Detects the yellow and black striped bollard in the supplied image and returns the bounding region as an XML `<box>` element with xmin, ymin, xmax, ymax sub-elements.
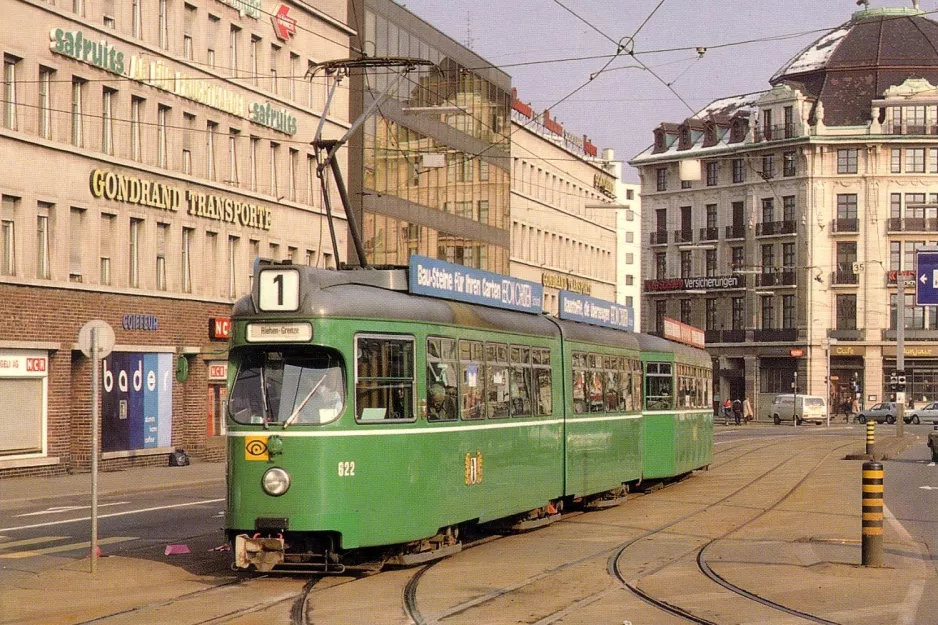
<box><xmin>861</xmin><ymin>460</ymin><xmax>884</xmax><ymax>567</ymax></box>
<box><xmin>865</xmin><ymin>421</ymin><xmax>875</xmax><ymax>456</ymax></box>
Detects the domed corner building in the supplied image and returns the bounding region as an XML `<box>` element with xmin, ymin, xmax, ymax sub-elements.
<box><xmin>629</xmin><ymin>3</ymin><xmax>938</xmax><ymax>422</ymax></box>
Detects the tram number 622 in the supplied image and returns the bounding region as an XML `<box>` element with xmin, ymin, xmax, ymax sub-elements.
<box><xmin>338</xmin><ymin>461</ymin><xmax>356</xmax><ymax>477</ymax></box>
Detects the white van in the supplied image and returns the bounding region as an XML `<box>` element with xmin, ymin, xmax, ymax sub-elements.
<box><xmin>770</xmin><ymin>394</ymin><xmax>828</xmax><ymax>425</ymax></box>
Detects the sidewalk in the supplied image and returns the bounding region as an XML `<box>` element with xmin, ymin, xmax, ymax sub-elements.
<box><xmin>0</xmin><ymin>459</ymin><xmax>225</xmax><ymax>507</ymax></box>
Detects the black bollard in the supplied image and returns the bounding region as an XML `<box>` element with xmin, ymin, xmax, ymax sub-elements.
<box><xmin>861</xmin><ymin>461</ymin><xmax>884</xmax><ymax>567</ymax></box>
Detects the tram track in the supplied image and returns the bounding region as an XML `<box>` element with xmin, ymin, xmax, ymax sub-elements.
<box><xmin>610</xmin><ymin>439</ymin><xmax>858</xmax><ymax>625</ymax></box>
<box><xmin>400</xmin><ymin>436</ymin><xmax>858</xmax><ymax>625</ymax></box>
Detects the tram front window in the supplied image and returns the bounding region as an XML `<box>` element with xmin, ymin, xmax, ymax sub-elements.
<box><xmin>229</xmin><ymin>350</ymin><xmax>345</xmax><ymax>426</ymax></box>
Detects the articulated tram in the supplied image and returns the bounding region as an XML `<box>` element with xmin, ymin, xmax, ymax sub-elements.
<box><xmin>225</xmin><ymin>258</ymin><xmax>712</xmax><ymax>572</ymax></box>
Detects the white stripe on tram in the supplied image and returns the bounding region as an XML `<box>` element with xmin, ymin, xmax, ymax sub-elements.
<box><xmin>227</xmin><ymin>411</ymin><xmax>711</xmax><ymax>438</ymax></box>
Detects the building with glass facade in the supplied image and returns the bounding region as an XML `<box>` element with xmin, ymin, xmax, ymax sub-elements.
<box><xmin>347</xmin><ymin>0</ymin><xmax>511</xmax><ymax>272</ymax></box>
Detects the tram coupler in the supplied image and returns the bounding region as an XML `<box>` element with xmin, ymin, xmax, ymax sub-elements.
<box><xmin>234</xmin><ymin>534</ymin><xmax>285</xmax><ymax>572</ymax></box>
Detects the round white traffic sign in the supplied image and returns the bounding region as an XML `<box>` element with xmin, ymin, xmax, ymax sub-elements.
<box><xmin>78</xmin><ymin>320</ymin><xmax>116</xmax><ymax>359</ymax></box>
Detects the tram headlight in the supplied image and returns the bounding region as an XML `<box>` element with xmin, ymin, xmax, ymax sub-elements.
<box><xmin>261</xmin><ymin>467</ymin><xmax>291</xmax><ymax>496</ymax></box>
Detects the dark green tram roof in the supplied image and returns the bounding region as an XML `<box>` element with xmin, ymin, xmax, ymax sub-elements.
<box><xmin>636</xmin><ymin>333</ymin><xmax>711</xmax><ymax>368</ymax></box>
<box><xmin>233</xmin><ymin>265</ymin><xmax>710</xmax><ymax>367</ymax></box>
<box><xmin>233</xmin><ymin>266</ymin><xmax>561</xmax><ymax>339</ymax></box>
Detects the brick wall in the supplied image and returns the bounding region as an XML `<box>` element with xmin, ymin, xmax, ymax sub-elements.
<box><xmin>0</xmin><ymin>283</ymin><xmax>232</xmax><ymax>477</ymax></box>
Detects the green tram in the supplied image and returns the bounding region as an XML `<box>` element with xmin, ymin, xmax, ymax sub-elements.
<box><xmin>226</xmin><ymin>262</ymin><xmax>712</xmax><ymax>572</ymax></box>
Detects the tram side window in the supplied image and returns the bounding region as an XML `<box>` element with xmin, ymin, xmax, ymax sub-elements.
<box><xmin>632</xmin><ymin>359</ymin><xmax>643</xmax><ymax>409</ymax></box>
<box><xmin>532</xmin><ymin>347</ymin><xmax>552</xmax><ymax>416</ymax></box>
<box><xmin>618</xmin><ymin>357</ymin><xmax>631</xmax><ymax>411</ymax></box>
<box><xmin>572</xmin><ymin>352</ymin><xmax>588</xmax><ymax>414</ymax></box>
<box><xmin>509</xmin><ymin>345</ymin><xmax>533</xmax><ymax>417</ymax></box>
<box><xmin>427</xmin><ymin>337</ymin><xmax>458</xmax><ymax>422</ymax></box>
<box><xmin>588</xmin><ymin>353</ymin><xmax>604</xmax><ymax>413</ymax></box>
<box><xmin>645</xmin><ymin>362</ymin><xmax>673</xmax><ymax>411</ymax></box>
<box><xmin>355</xmin><ymin>335</ymin><xmax>415</xmax><ymax>421</ymax></box>
<box><xmin>485</xmin><ymin>342</ymin><xmax>510</xmax><ymax>418</ymax></box>
<box><xmin>459</xmin><ymin>340</ymin><xmax>484</xmax><ymax>420</ymax></box>
<box><xmin>604</xmin><ymin>356</ymin><xmax>620</xmax><ymax>412</ymax></box>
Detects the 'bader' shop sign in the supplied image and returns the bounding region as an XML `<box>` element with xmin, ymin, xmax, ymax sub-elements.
<box><xmin>49</xmin><ymin>27</ymin><xmax>297</xmax><ymax>135</ymax></box>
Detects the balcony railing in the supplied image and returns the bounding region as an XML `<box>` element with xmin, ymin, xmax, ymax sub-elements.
<box><xmin>753</xmin><ymin>328</ymin><xmax>798</xmax><ymax>342</ymax></box>
<box><xmin>754</xmin><ymin>123</ymin><xmax>797</xmax><ymax>142</ymax></box>
<box><xmin>830</xmin><ymin>269</ymin><xmax>859</xmax><ymax>285</ymax></box>
<box><xmin>673</xmin><ymin>229</ymin><xmax>694</xmax><ymax>244</ymax></box>
<box><xmin>832</xmin><ymin>218</ymin><xmax>859</xmax><ymax>233</ymax></box>
<box><xmin>883</xmin><ymin>122</ymin><xmax>938</xmax><ymax>135</ymax></box>
<box><xmin>704</xmin><ymin>329</ymin><xmax>746</xmax><ymax>343</ymax></box>
<box><xmin>756</xmin><ymin>220</ymin><xmax>797</xmax><ymax>236</ymax></box>
<box><xmin>699</xmin><ymin>226</ymin><xmax>719</xmax><ymax>241</ymax></box>
<box><xmin>725</xmin><ymin>224</ymin><xmax>746</xmax><ymax>239</ymax></box>
<box><xmin>650</xmin><ymin>230</ymin><xmax>668</xmax><ymax>245</ymax></box>
<box><xmin>757</xmin><ymin>270</ymin><xmax>795</xmax><ymax>287</ymax></box>
<box><xmin>886</xmin><ymin>217</ymin><xmax>938</xmax><ymax>232</ymax></box>
<box><xmin>882</xmin><ymin>328</ymin><xmax>938</xmax><ymax>341</ymax></box>
<box><xmin>828</xmin><ymin>328</ymin><xmax>865</xmax><ymax>341</ymax></box>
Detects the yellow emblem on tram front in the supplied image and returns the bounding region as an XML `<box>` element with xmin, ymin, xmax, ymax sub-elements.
<box><xmin>245</xmin><ymin>436</ymin><xmax>269</xmax><ymax>461</ymax></box>
<box><xmin>464</xmin><ymin>451</ymin><xmax>483</xmax><ymax>485</ymax></box>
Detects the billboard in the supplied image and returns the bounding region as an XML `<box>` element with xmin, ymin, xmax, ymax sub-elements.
<box><xmin>101</xmin><ymin>353</ymin><xmax>173</xmax><ymax>452</ymax></box>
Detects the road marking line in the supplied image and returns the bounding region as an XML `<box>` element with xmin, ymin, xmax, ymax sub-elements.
<box><xmin>0</xmin><ymin>536</ymin><xmax>136</xmax><ymax>559</ymax></box>
<box><xmin>15</xmin><ymin>502</ymin><xmax>130</xmax><ymax>517</ymax></box>
<box><xmin>0</xmin><ymin>536</ymin><xmax>68</xmax><ymax>550</ymax></box>
<box><xmin>0</xmin><ymin>498</ymin><xmax>225</xmax><ymax>533</ymax></box>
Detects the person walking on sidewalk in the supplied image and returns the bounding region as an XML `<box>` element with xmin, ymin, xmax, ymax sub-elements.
<box><xmin>723</xmin><ymin>398</ymin><xmax>733</xmax><ymax>425</ymax></box>
<box><xmin>732</xmin><ymin>398</ymin><xmax>742</xmax><ymax>425</ymax></box>
<box><xmin>743</xmin><ymin>397</ymin><xmax>753</xmax><ymax>423</ymax></box>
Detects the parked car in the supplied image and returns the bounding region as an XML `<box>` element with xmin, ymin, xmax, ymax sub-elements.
<box><xmin>906</xmin><ymin>402</ymin><xmax>938</xmax><ymax>424</ymax></box>
<box><xmin>770</xmin><ymin>394</ymin><xmax>828</xmax><ymax>425</ymax></box>
<box><xmin>856</xmin><ymin>402</ymin><xmax>898</xmax><ymax>424</ymax></box>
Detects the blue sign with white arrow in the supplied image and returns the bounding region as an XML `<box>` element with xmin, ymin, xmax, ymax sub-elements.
<box><xmin>916</xmin><ymin>246</ymin><xmax>938</xmax><ymax>306</ymax></box>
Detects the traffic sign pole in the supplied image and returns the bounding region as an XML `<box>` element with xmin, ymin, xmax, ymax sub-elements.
<box><xmin>90</xmin><ymin>328</ymin><xmax>99</xmax><ymax>574</ymax></box>
<box><xmin>897</xmin><ymin>277</ymin><xmax>905</xmax><ymax>438</ymax></box>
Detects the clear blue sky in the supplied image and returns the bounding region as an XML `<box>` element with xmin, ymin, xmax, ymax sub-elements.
<box><xmin>399</xmin><ymin>0</ymin><xmax>900</xmax><ymax>182</ymax></box>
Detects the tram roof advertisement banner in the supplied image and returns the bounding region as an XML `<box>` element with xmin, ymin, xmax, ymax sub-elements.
<box><xmin>559</xmin><ymin>291</ymin><xmax>634</xmax><ymax>332</ymax></box>
<box><xmin>408</xmin><ymin>255</ymin><xmax>544</xmax><ymax>315</ymax></box>
<box><xmin>101</xmin><ymin>352</ymin><xmax>173</xmax><ymax>453</ymax></box>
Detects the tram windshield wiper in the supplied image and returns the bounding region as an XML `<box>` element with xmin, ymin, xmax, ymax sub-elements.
<box><xmin>283</xmin><ymin>374</ymin><xmax>327</xmax><ymax>429</ymax></box>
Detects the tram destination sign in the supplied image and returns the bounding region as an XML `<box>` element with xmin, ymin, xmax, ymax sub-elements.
<box><xmin>559</xmin><ymin>291</ymin><xmax>633</xmax><ymax>331</ymax></box>
<box><xmin>409</xmin><ymin>255</ymin><xmax>544</xmax><ymax>314</ymax></box>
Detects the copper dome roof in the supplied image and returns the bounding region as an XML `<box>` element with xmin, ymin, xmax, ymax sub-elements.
<box><xmin>771</xmin><ymin>7</ymin><xmax>938</xmax><ymax>126</ymax></box>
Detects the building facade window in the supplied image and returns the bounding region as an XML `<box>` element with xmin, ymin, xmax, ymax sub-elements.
<box><xmin>1</xmin><ymin>197</ymin><xmax>15</xmax><ymax>277</ymax></box>
<box><xmin>655</xmin><ymin>300</ymin><xmax>666</xmax><ymax>335</ymax></box>
<box><xmin>656</xmin><ymin>168</ymin><xmax>667</xmax><ymax>192</ymax></box>
<box><xmin>99</xmin><ymin>213</ymin><xmax>113</xmax><ymax>285</ymax></box>
<box><xmin>230</xmin><ymin>26</ymin><xmax>240</xmax><ymax>77</ymax></box>
<box><xmin>132</xmin><ymin>0</ymin><xmax>142</xmax><ymax>38</ymax></box>
<box><xmin>158</xmin><ymin>0</ymin><xmax>169</xmax><ymax>49</ymax></box>
<box><xmin>837</xmin><ymin>194</ymin><xmax>858</xmax><ymax>221</ymax></box>
<box><xmin>3</xmin><ymin>55</ymin><xmax>19</xmax><ymax>131</ymax></box>
<box><xmin>71</xmin><ymin>78</ymin><xmax>85</xmax><ymax>147</ymax></box>
<box><xmin>732</xmin><ymin>158</ymin><xmax>745</xmax><ymax>183</ymax></box>
<box><xmin>36</xmin><ymin>205</ymin><xmax>51</xmax><ymax>279</ymax></box>
<box><xmin>838</xmin><ymin>148</ymin><xmax>858</xmax><ymax>174</ymax></box>
<box><xmin>131</xmin><ymin>96</ymin><xmax>143</xmax><ymax>161</ymax></box>
<box><xmin>906</xmin><ymin>147</ymin><xmax>926</xmax><ymax>173</ymax></box>
<box><xmin>782</xmin><ymin>295</ymin><xmax>795</xmax><ymax>329</ymax></box>
<box><xmin>761</xmin><ymin>154</ymin><xmax>775</xmax><ymax>179</ymax></box>
<box><xmin>732</xmin><ymin>246</ymin><xmax>744</xmax><ymax>272</ymax></box>
<box><xmin>891</xmin><ymin>148</ymin><xmax>902</xmax><ymax>173</ymax></box>
<box><xmin>782</xmin><ymin>151</ymin><xmax>795</xmax><ymax>177</ymax></box>
<box><xmin>837</xmin><ymin>294</ymin><xmax>857</xmax><ymax>330</ymax></box>
<box><xmin>783</xmin><ymin>195</ymin><xmax>795</xmax><ymax>222</ymax></box>
<box><xmin>182</xmin><ymin>227</ymin><xmax>193</xmax><ymax>293</ymax></box>
<box><xmin>761</xmin><ymin>296</ymin><xmax>774</xmax><ymax>329</ymax></box>
<box><xmin>680</xmin><ymin>299</ymin><xmax>692</xmax><ymax>324</ymax></box>
<box><xmin>782</xmin><ymin>242</ymin><xmax>795</xmax><ymax>268</ymax></box>
<box><xmin>761</xmin><ymin>244</ymin><xmax>775</xmax><ymax>272</ymax></box>
<box><xmin>228</xmin><ymin>235</ymin><xmax>239</xmax><ymax>297</ymax></box>
<box><xmin>705</xmin><ymin>249</ymin><xmax>717</xmax><ymax>277</ymax></box>
<box><xmin>680</xmin><ymin>250</ymin><xmax>691</xmax><ymax>279</ymax></box>
<box><xmin>228</xmin><ymin>129</ymin><xmax>239</xmax><ymax>186</ymax></box>
<box><xmin>269</xmin><ymin>142</ymin><xmax>279</xmax><ymax>196</ymax></box>
<box><xmin>102</xmin><ymin>88</ymin><xmax>115</xmax><ymax>155</ymax></box>
<box><xmin>705</xmin><ymin>299</ymin><xmax>717</xmax><ymax>330</ymax></box>
<box><xmin>732</xmin><ymin>297</ymin><xmax>745</xmax><ymax>330</ymax></box>
<box><xmin>69</xmin><ymin>207</ymin><xmax>84</xmax><ymax>281</ymax></box>
<box><xmin>206</xmin><ymin>121</ymin><xmax>217</xmax><ymax>180</ymax></box>
<box><xmin>655</xmin><ymin>252</ymin><xmax>667</xmax><ymax>279</ymax></box>
<box><xmin>158</xmin><ymin>105</ymin><xmax>170</xmax><ymax>168</ymax></box>
<box><xmin>156</xmin><ymin>223</ymin><xmax>168</xmax><ymax>290</ymax></box>
<box><xmin>129</xmin><ymin>218</ymin><xmax>142</xmax><ymax>287</ymax></box>
<box><xmin>761</xmin><ymin>197</ymin><xmax>774</xmax><ymax>223</ymax></box>
<box><xmin>706</xmin><ymin>161</ymin><xmax>718</xmax><ymax>186</ymax></box>
<box><xmin>38</xmin><ymin>67</ymin><xmax>53</xmax><ymax>139</ymax></box>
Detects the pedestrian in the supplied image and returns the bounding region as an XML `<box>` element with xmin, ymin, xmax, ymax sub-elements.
<box><xmin>723</xmin><ymin>398</ymin><xmax>732</xmax><ymax>425</ymax></box>
<box><xmin>850</xmin><ymin>397</ymin><xmax>859</xmax><ymax>423</ymax></box>
<box><xmin>732</xmin><ymin>398</ymin><xmax>742</xmax><ymax>425</ymax></box>
<box><xmin>743</xmin><ymin>397</ymin><xmax>753</xmax><ymax>423</ymax></box>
